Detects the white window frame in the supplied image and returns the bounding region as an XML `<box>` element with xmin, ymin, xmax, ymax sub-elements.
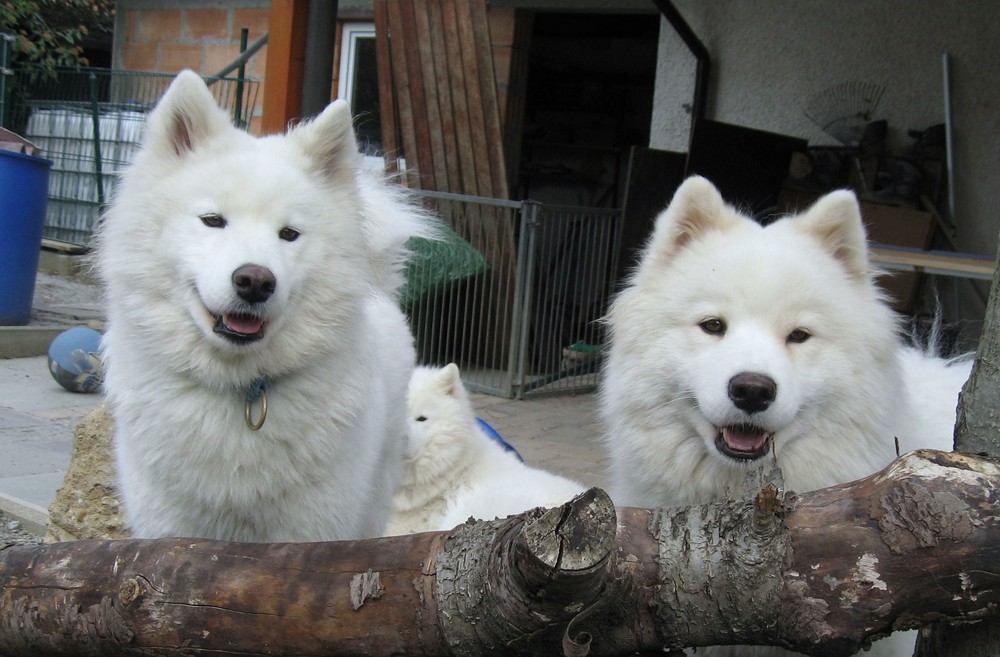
<box><xmin>338</xmin><ymin>22</ymin><xmax>376</xmax><ymax>108</ymax></box>
<box><xmin>338</xmin><ymin>22</ymin><xmax>385</xmax><ymax>169</ymax></box>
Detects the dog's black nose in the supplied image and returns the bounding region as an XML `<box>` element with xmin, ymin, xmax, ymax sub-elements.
<box><xmin>232</xmin><ymin>264</ymin><xmax>276</xmax><ymax>304</ymax></box>
<box><xmin>728</xmin><ymin>372</ymin><xmax>777</xmax><ymax>414</ymax></box>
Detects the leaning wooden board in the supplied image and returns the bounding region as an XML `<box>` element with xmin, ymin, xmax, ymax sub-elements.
<box><xmin>870</xmin><ymin>243</ymin><xmax>995</xmax><ymax>281</ymax></box>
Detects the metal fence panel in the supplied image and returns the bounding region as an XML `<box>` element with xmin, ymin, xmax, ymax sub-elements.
<box><xmin>516</xmin><ymin>203</ymin><xmax>621</xmax><ymax>397</ymax></box>
<box><xmin>409</xmin><ymin>190</ymin><xmax>621</xmax><ymax>398</ymax></box>
<box><xmin>407</xmin><ymin>190</ymin><xmax>524</xmax><ymax>397</ymax></box>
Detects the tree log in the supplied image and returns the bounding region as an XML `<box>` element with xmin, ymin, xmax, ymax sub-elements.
<box><xmin>2</xmin><ymin>450</ymin><xmax>999</xmax><ymax>657</ymax></box>
<box><xmin>915</xmin><ymin>235</ymin><xmax>1000</xmax><ymax>657</ymax></box>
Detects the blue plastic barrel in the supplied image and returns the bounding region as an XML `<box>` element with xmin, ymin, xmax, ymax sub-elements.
<box><xmin>0</xmin><ymin>149</ymin><xmax>52</xmax><ymax>325</ymax></box>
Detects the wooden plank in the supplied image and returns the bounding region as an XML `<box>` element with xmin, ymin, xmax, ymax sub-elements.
<box><xmin>412</xmin><ymin>0</ymin><xmax>450</xmax><ymax>192</ymax></box>
<box><xmin>373</xmin><ymin>0</ymin><xmax>400</xmax><ymax>174</ymax></box>
<box><xmin>385</xmin><ymin>0</ymin><xmax>421</xmax><ymax>187</ymax></box>
<box><xmin>454</xmin><ymin>0</ymin><xmax>494</xmax><ymax>198</ymax></box>
<box><xmin>499</xmin><ymin>10</ymin><xmax>532</xmax><ymax>196</ymax></box>
<box><xmin>870</xmin><ymin>245</ymin><xmax>995</xmax><ymax>280</ymax></box>
<box><xmin>440</xmin><ymin>0</ymin><xmax>479</xmax><ymax>196</ymax></box>
<box><xmin>397</xmin><ymin>0</ymin><xmax>436</xmax><ymax>190</ymax></box>
<box><xmin>425</xmin><ymin>0</ymin><xmax>462</xmax><ymax>193</ymax></box>
<box><xmin>470</xmin><ymin>0</ymin><xmax>509</xmax><ymax>200</ymax></box>
<box><xmin>261</xmin><ymin>0</ymin><xmax>309</xmax><ymax>134</ymax></box>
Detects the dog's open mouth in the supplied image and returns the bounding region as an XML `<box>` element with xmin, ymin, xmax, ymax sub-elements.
<box><xmin>213</xmin><ymin>312</ymin><xmax>266</xmax><ymax>344</ymax></box>
<box><xmin>715</xmin><ymin>424</ymin><xmax>773</xmax><ymax>461</ymax></box>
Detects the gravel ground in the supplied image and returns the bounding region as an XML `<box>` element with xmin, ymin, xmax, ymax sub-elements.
<box><xmin>33</xmin><ymin>270</ymin><xmax>102</xmax><ymax>306</ymax></box>
<box><xmin>0</xmin><ymin>511</ymin><xmax>43</xmax><ymax>546</ymax></box>
<box><xmin>29</xmin><ymin>270</ymin><xmax>105</xmax><ymax>328</ymax></box>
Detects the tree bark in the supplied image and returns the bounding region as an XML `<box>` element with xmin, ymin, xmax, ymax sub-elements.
<box><xmin>2</xmin><ymin>450</ymin><xmax>1000</xmax><ymax>657</ymax></box>
<box><xmin>914</xmin><ymin>244</ymin><xmax>1000</xmax><ymax>655</ymax></box>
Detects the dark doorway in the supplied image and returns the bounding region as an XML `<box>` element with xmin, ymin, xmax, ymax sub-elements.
<box><xmin>517</xmin><ymin>12</ymin><xmax>660</xmax><ymax>208</ymax></box>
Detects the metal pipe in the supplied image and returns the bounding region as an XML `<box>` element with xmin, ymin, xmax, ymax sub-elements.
<box><xmin>88</xmin><ymin>72</ymin><xmax>105</xmax><ymax>209</ymax></box>
<box><xmin>942</xmin><ymin>52</ymin><xmax>957</xmax><ymax>229</ymax></box>
<box><xmin>0</xmin><ymin>32</ymin><xmax>14</xmax><ymax>128</ymax></box>
<box><xmin>234</xmin><ymin>27</ymin><xmax>249</xmax><ymax>127</ymax></box>
<box><xmin>208</xmin><ymin>32</ymin><xmax>269</xmax><ymax>83</ymax></box>
<box><xmin>300</xmin><ymin>0</ymin><xmax>339</xmax><ymax>119</ymax></box>
<box><xmin>652</xmin><ymin>0</ymin><xmax>710</xmax><ymax>126</ymax></box>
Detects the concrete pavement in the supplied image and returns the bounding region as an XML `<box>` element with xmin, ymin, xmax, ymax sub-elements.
<box><xmin>0</xmin><ymin>356</ymin><xmax>102</xmax><ymax>533</ymax></box>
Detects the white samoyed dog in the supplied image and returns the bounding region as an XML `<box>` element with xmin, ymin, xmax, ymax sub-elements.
<box><xmin>387</xmin><ymin>364</ymin><xmax>586</xmax><ymax>535</ymax></box>
<box><xmin>98</xmin><ymin>70</ymin><xmax>433</xmax><ymax>542</ymax></box>
<box><xmin>601</xmin><ymin>176</ymin><xmax>971</xmax><ymax>657</ymax></box>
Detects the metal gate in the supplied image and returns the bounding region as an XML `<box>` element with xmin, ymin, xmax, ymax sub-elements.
<box><xmin>408</xmin><ymin>190</ymin><xmax>622</xmax><ymax>398</ymax></box>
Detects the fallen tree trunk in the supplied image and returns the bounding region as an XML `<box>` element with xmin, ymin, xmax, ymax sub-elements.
<box><xmin>2</xmin><ymin>449</ymin><xmax>999</xmax><ymax>657</ymax></box>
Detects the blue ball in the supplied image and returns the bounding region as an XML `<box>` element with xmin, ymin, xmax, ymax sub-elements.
<box><xmin>48</xmin><ymin>327</ymin><xmax>104</xmax><ymax>393</ymax></box>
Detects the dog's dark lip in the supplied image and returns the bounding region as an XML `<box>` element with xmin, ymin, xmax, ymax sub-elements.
<box><xmin>213</xmin><ymin>312</ymin><xmax>266</xmax><ymax>344</ymax></box>
<box><xmin>714</xmin><ymin>424</ymin><xmax>773</xmax><ymax>461</ymax></box>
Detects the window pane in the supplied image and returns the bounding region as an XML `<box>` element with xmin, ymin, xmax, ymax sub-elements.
<box><xmin>351</xmin><ymin>36</ymin><xmax>381</xmax><ymax>155</ymax></box>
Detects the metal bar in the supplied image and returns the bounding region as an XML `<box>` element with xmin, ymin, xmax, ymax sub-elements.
<box><xmin>652</xmin><ymin>0</ymin><xmax>710</xmax><ymax>132</ymax></box>
<box><xmin>87</xmin><ymin>73</ymin><xmax>105</xmax><ymax>209</ymax></box>
<box><xmin>512</xmin><ymin>201</ymin><xmax>541</xmax><ymax>399</ymax></box>
<box><xmin>413</xmin><ymin>187</ymin><xmax>522</xmax><ymax>209</ymax></box>
<box><xmin>209</xmin><ymin>32</ymin><xmax>269</xmax><ymax>83</ymax></box>
<box><xmin>234</xmin><ymin>28</ymin><xmax>249</xmax><ymax>127</ymax></box>
<box><xmin>0</xmin><ymin>32</ymin><xmax>13</xmax><ymax>128</ymax></box>
<box><xmin>942</xmin><ymin>52</ymin><xmax>957</xmax><ymax>229</ymax></box>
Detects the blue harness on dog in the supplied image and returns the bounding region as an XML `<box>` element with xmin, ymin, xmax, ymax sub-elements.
<box><xmin>475</xmin><ymin>417</ymin><xmax>523</xmax><ymax>462</ymax></box>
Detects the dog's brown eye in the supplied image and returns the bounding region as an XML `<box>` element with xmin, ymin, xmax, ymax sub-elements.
<box><xmin>415</xmin><ymin>415</ymin><xmax>427</xmax><ymax>422</ymax></box>
<box><xmin>788</xmin><ymin>328</ymin><xmax>811</xmax><ymax>344</ymax></box>
<box><xmin>699</xmin><ymin>318</ymin><xmax>726</xmax><ymax>336</ymax></box>
<box><xmin>199</xmin><ymin>213</ymin><xmax>226</xmax><ymax>228</ymax></box>
<box><xmin>279</xmin><ymin>227</ymin><xmax>300</xmax><ymax>242</ymax></box>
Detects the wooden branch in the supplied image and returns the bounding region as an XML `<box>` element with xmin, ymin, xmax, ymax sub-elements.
<box><xmin>2</xmin><ymin>450</ymin><xmax>999</xmax><ymax>656</ymax></box>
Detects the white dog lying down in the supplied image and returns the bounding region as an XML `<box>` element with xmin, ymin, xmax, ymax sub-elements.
<box><xmin>387</xmin><ymin>364</ymin><xmax>586</xmax><ymax>535</ymax></box>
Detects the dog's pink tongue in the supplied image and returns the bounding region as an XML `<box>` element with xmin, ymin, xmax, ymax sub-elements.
<box><xmin>723</xmin><ymin>427</ymin><xmax>767</xmax><ymax>452</ymax></box>
<box><xmin>224</xmin><ymin>314</ymin><xmax>264</xmax><ymax>335</ymax></box>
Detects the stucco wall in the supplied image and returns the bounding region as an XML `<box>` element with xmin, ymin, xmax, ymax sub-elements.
<box><xmin>652</xmin><ymin>0</ymin><xmax>999</xmax><ymax>335</ymax></box>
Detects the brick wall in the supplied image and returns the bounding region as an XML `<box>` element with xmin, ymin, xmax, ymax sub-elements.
<box><xmin>115</xmin><ymin>1</ymin><xmax>271</xmax><ymax>133</ymax></box>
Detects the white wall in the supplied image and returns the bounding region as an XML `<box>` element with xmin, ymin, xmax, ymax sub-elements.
<box><xmin>651</xmin><ymin>0</ymin><xmax>1000</xmax><ymax>336</ymax></box>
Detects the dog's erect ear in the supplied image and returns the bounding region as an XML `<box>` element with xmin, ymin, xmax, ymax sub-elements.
<box><xmin>438</xmin><ymin>363</ymin><xmax>463</xmax><ymax>397</ymax></box>
<box><xmin>796</xmin><ymin>190</ymin><xmax>869</xmax><ymax>281</ymax></box>
<box><xmin>144</xmin><ymin>70</ymin><xmax>233</xmax><ymax>158</ymax></box>
<box><xmin>648</xmin><ymin>176</ymin><xmax>737</xmax><ymax>259</ymax></box>
<box><xmin>291</xmin><ymin>99</ymin><xmax>359</xmax><ymax>176</ymax></box>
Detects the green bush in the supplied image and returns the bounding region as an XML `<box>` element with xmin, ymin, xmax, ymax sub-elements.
<box><xmin>1</xmin><ymin>0</ymin><xmax>114</xmax><ymax>77</ymax></box>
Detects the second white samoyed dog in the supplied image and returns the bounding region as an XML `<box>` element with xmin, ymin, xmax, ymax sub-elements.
<box><xmin>98</xmin><ymin>71</ymin><xmax>432</xmax><ymax>542</ymax></box>
<box><xmin>601</xmin><ymin>176</ymin><xmax>971</xmax><ymax>656</ymax></box>
<box><xmin>387</xmin><ymin>364</ymin><xmax>586</xmax><ymax>535</ymax></box>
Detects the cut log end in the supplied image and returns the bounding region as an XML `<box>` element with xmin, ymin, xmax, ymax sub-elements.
<box><xmin>520</xmin><ymin>488</ymin><xmax>617</xmax><ymax>573</ymax></box>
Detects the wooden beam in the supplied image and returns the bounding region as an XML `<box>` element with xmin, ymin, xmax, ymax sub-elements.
<box><xmin>261</xmin><ymin>0</ymin><xmax>310</xmax><ymax>134</ymax></box>
<box><xmin>870</xmin><ymin>244</ymin><xmax>995</xmax><ymax>281</ymax></box>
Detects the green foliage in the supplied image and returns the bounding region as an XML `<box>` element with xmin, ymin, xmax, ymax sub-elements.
<box><xmin>1</xmin><ymin>0</ymin><xmax>115</xmax><ymax>75</ymax></box>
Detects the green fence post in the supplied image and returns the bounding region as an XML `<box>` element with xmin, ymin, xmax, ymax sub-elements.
<box><xmin>235</xmin><ymin>27</ymin><xmax>249</xmax><ymax>127</ymax></box>
<box><xmin>0</xmin><ymin>33</ymin><xmax>14</xmax><ymax>128</ymax></box>
<box><xmin>87</xmin><ymin>71</ymin><xmax>105</xmax><ymax>208</ymax></box>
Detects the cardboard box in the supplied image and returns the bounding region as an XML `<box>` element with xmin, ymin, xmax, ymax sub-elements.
<box><xmin>859</xmin><ymin>201</ymin><xmax>935</xmax><ymax>312</ymax></box>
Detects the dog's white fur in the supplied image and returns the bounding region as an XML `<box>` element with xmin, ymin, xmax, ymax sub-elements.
<box><xmin>98</xmin><ymin>70</ymin><xmax>432</xmax><ymax>542</ymax></box>
<box><xmin>601</xmin><ymin>176</ymin><xmax>971</xmax><ymax>656</ymax></box>
<box><xmin>387</xmin><ymin>364</ymin><xmax>586</xmax><ymax>535</ymax></box>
